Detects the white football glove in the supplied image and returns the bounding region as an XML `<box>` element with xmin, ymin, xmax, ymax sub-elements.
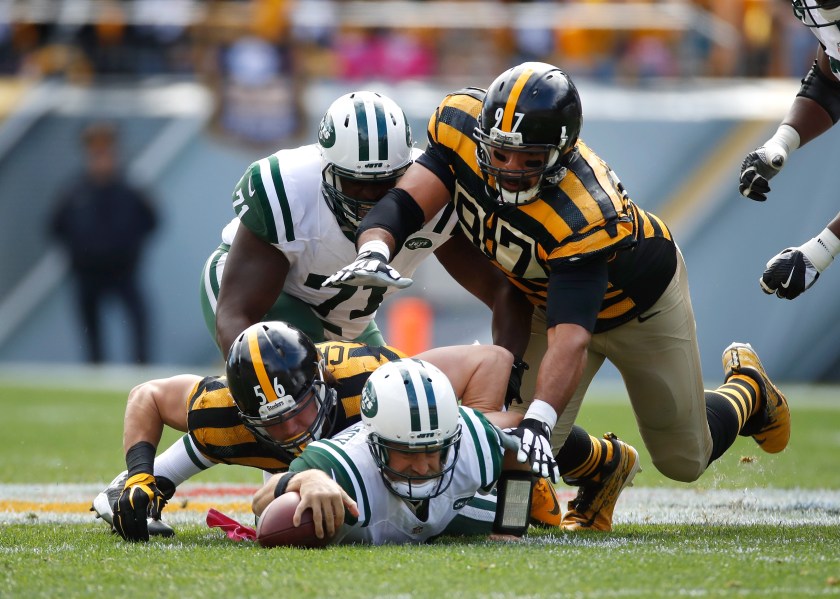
<box><xmin>760</xmin><ymin>248</ymin><xmax>819</xmax><ymax>300</ymax></box>
<box><xmin>761</xmin><ymin>228</ymin><xmax>840</xmax><ymax>300</ymax></box>
<box><xmin>322</xmin><ymin>250</ymin><xmax>413</xmax><ymax>289</ymax></box>
<box><xmin>739</xmin><ymin>145</ymin><xmax>786</xmax><ymax>202</ymax></box>
<box><xmin>739</xmin><ymin>125</ymin><xmax>799</xmax><ymax>202</ymax></box>
<box><xmin>504</xmin><ymin>418</ymin><xmax>559</xmax><ymax>483</ymax></box>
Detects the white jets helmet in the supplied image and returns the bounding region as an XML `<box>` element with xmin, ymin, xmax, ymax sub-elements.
<box><xmin>318</xmin><ymin>91</ymin><xmax>414</xmax><ymax>231</ymax></box>
<box><xmin>792</xmin><ymin>0</ymin><xmax>840</xmax><ymax>27</ymax></box>
<box><xmin>360</xmin><ymin>359</ymin><xmax>462</xmax><ymax>500</ymax></box>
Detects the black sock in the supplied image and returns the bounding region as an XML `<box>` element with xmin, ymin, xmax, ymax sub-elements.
<box><xmin>705</xmin><ymin>392</ymin><xmax>742</xmax><ymax>465</ymax></box>
<box><xmin>555</xmin><ymin>425</ymin><xmax>594</xmax><ymax>476</ymax></box>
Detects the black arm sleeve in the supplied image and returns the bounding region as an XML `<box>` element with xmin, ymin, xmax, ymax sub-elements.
<box><xmin>545</xmin><ymin>254</ymin><xmax>610</xmax><ymax>331</ymax></box>
<box><xmin>356</xmin><ymin>187</ymin><xmax>426</xmax><ymax>254</ymax></box>
<box><xmin>416</xmin><ymin>144</ymin><xmax>457</xmax><ymax>196</ymax></box>
<box><xmin>797</xmin><ymin>58</ymin><xmax>840</xmax><ymax>124</ymax></box>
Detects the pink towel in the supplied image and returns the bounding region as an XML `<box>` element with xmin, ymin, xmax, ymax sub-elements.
<box><xmin>206</xmin><ymin>508</ymin><xmax>257</xmax><ymax>542</ymax></box>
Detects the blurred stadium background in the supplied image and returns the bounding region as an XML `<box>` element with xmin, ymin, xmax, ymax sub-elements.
<box><xmin>0</xmin><ymin>0</ymin><xmax>837</xmax><ymax>384</ymax></box>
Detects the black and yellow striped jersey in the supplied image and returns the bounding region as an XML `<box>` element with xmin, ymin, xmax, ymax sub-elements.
<box><xmin>417</xmin><ymin>88</ymin><xmax>676</xmax><ymax>332</ymax></box>
<box><xmin>186</xmin><ymin>341</ymin><xmax>405</xmax><ymax>472</ymax></box>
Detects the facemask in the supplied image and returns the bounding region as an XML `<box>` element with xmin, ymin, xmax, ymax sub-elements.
<box><xmin>388</xmin><ymin>478</ymin><xmax>440</xmax><ymax>500</ymax></box>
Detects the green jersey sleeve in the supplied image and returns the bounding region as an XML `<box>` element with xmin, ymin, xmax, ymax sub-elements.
<box><xmin>231</xmin><ymin>158</ymin><xmax>291</xmax><ymax>245</ymax></box>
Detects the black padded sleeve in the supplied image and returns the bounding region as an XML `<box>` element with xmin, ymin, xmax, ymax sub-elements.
<box><xmin>545</xmin><ymin>254</ymin><xmax>610</xmax><ymax>331</ymax></box>
<box><xmin>356</xmin><ymin>188</ymin><xmax>426</xmax><ymax>254</ymax></box>
<box><xmin>797</xmin><ymin>59</ymin><xmax>840</xmax><ymax>124</ymax></box>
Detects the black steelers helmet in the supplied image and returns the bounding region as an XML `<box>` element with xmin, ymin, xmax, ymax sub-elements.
<box><xmin>475</xmin><ymin>62</ymin><xmax>582</xmax><ymax>205</ymax></box>
<box><xmin>226</xmin><ymin>321</ymin><xmax>337</xmax><ymax>456</ymax></box>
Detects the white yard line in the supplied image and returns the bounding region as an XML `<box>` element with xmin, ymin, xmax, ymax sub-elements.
<box><xmin>1</xmin><ymin>484</ymin><xmax>838</xmax><ymax>527</ymax></box>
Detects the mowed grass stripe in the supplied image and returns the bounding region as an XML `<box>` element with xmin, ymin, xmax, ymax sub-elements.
<box><xmin>0</xmin><ymin>500</ymin><xmax>253</xmax><ymax>515</ymax></box>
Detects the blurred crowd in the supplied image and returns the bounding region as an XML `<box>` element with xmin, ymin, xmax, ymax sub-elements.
<box><xmin>0</xmin><ymin>0</ymin><xmax>816</xmax><ymax>84</ymax></box>
<box><xmin>0</xmin><ymin>0</ymin><xmax>815</xmax><ymax>147</ymax></box>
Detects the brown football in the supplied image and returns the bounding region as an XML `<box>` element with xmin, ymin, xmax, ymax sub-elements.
<box><xmin>256</xmin><ymin>492</ymin><xmax>330</xmax><ymax>548</ymax></box>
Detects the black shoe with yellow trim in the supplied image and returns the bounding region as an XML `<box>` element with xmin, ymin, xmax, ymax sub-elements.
<box><xmin>560</xmin><ymin>433</ymin><xmax>639</xmax><ymax>532</ymax></box>
<box><xmin>722</xmin><ymin>342</ymin><xmax>791</xmax><ymax>454</ymax></box>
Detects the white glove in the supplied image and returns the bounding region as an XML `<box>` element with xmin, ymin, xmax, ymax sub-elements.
<box><xmin>322</xmin><ymin>241</ymin><xmax>413</xmax><ymax>289</ymax></box>
<box><xmin>760</xmin><ymin>228</ymin><xmax>840</xmax><ymax>299</ymax></box>
<box><xmin>760</xmin><ymin>248</ymin><xmax>820</xmax><ymax>299</ymax></box>
<box><xmin>739</xmin><ymin>125</ymin><xmax>799</xmax><ymax>202</ymax></box>
<box><xmin>503</xmin><ymin>400</ymin><xmax>559</xmax><ymax>483</ymax></box>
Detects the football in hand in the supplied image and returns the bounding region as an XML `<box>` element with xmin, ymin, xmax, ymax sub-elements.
<box><xmin>256</xmin><ymin>492</ymin><xmax>330</xmax><ymax>548</ymax></box>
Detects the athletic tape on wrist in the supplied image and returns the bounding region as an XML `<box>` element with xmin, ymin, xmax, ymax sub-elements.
<box><xmin>819</xmin><ymin>228</ymin><xmax>840</xmax><ymax>256</ymax></box>
<box><xmin>357</xmin><ymin>240</ymin><xmax>390</xmax><ymax>262</ymax></box>
<box><xmin>769</xmin><ymin>124</ymin><xmax>800</xmax><ymax>155</ymax></box>
<box><xmin>800</xmin><ymin>229</ymin><xmax>838</xmax><ymax>272</ymax></box>
<box><xmin>525</xmin><ymin>399</ymin><xmax>558</xmax><ymax>430</ymax></box>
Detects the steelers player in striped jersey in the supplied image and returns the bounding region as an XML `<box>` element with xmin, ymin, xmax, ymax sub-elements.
<box><xmin>95</xmin><ymin>321</ymin><xmax>524</xmax><ymax>541</ymax></box>
<box><xmin>200</xmin><ymin>90</ymin><xmax>511</xmax><ymax>358</ymax></box>
<box><xmin>255</xmin><ymin>358</ymin><xmax>519</xmax><ymax>545</ymax></box>
<box><xmin>325</xmin><ymin>62</ymin><xmax>791</xmax><ymax>532</ymax></box>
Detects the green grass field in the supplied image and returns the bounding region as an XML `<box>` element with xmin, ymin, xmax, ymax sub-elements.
<box><xmin>1</xmin><ymin>377</ymin><xmax>839</xmax><ymax>597</ymax></box>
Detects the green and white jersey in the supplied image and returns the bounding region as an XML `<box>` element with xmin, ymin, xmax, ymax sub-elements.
<box><xmin>220</xmin><ymin>143</ymin><xmax>458</xmax><ymax>340</ymax></box>
<box><xmin>794</xmin><ymin>2</ymin><xmax>840</xmax><ymax>81</ymax></box>
<box><xmin>289</xmin><ymin>406</ymin><xmax>503</xmax><ymax>545</ymax></box>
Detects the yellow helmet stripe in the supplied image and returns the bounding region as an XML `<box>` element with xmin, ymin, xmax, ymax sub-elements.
<box><xmin>247</xmin><ymin>330</ymin><xmax>278</xmax><ymax>402</ymax></box>
<box><xmin>502</xmin><ymin>67</ymin><xmax>534</xmax><ymax>132</ymax></box>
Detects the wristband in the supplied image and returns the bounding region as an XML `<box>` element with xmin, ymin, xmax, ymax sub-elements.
<box><xmin>126</xmin><ymin>441</ymin><xmax>157</xmax><ymax>477</ymax></box>
<box><xmin>357</xmin><ymin>240</ymin><xmax>391</xmax><ymax>262</ymax></box>
<box><xmin>524</xmin><ymin>399</ymin><xmax>558</xmax><ymax>430</ymax></box>
<box><xmin>800</xmin><ymin>228</ymin><xmax>840</xmax><ymax>272</ymax></box>
<box><xmin>769</xmin><ymin>124</ymin><xmax>800</xmax><ymax>155</ymax></box>
<box><xmin>273</xmin><ymin>473</ymin><xmax>297</xmax><ymax>498</ymax></box>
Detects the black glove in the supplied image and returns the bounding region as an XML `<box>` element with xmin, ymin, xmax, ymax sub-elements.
<box><xmin>504</xmin><ymin>359</ymin><xmax>529</xmax><ymax>409</ymax></box>
<box><xmin>760</xmin><ymin>247</ymin><xmax>820</xmax><ymax>300</ymax></box>
<box><xmin>321</xmin><ymin>251</ymin><xmax>412</xmax><ymax>289</ymax></box>
<box><xmin>505</xmin><ymin>418</ymin><xmax>559</xmax><ymax>483</ymax></box>
<box><xmin>113</xmin><ymin>473</ymin><xmax>167</xmax><ymax>542</ymax></box>
<box><xmin>739</xmin><ymin>146</ymin><xmax>786</xmax><ymax>202</ymax></box>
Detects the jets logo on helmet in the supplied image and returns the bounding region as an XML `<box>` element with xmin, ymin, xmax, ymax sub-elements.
<box><xmin>361</xmin><ymin>385</ymin><xmax>378</xmax><ymax>418</ymax></box>
<box><xmin>318</xmin><ymin>114</ymin><xmax>336</xmax><ymax>148</ymax></box>
<box><xmin>319</xmin><ymin>91</ymin><xmax>414</xmax><ymax>231</ymax></box>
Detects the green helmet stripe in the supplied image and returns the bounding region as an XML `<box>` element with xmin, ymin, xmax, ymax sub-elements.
<box><xmin>353</xmin><ymin>99</ymin><xmax>369</xmax><ymax>161</ymax></box>
<box><xmin>397</xmin><ymin>363</ymin><xmax>422</xmax><ymax>432</ymax></box>
<box><xmin>373</xmin><ymin>99</ymin><xmax>388</xmax><ymax>161</ymax></box>
<box><xmin>417</xmin><ymin>362</ymin><xmax>438</xmax><ymax>430</ymax></box>
<box><xmin>403</xmin><ymin>359</ymin><xmax>438</xmax><ymax>431</ymax></box>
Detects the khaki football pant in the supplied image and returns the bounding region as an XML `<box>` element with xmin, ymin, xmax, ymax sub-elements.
<box><xmin>511</xmin><ymin>248</ymin><xmax>713</xmax><ymax>483</ymax></box>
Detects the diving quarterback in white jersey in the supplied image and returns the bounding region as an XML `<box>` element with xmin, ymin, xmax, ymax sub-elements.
<box><xmin>254</xmin><ymin>358</ymin><xmax>513</xmax><ymax>545</ymax></box>
<box><xmin>739</xmin><ymin>0</ymin><xmax>840</xmax><ymax>299</ymax></box>
<box><xmin>200</xmin><ymin>91</ymin><xmax>513</xmax><ymax>355</ymax></box>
